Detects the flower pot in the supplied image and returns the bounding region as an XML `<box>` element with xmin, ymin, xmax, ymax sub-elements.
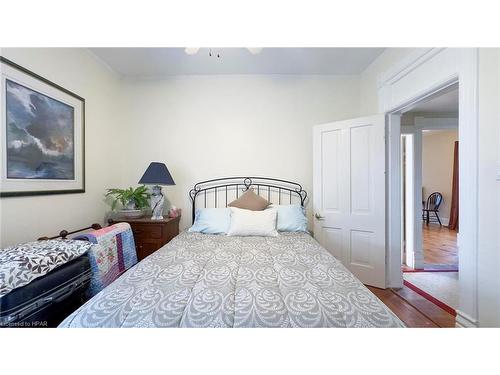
<box><xmin>117</xmin><ymin>209</ymin><xmax>144</xmax><ymax>219</ymax></box>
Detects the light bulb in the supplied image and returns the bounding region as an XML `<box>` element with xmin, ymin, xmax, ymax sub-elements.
<box><xmin>247</xmin><ymin>48</ymin><xmax>263</xmax><ymax>55</ymax></box>
<box><xmin>184</xmin><ymin>47</ymin><xmax>200</xmax><ymax>55</ymax></box>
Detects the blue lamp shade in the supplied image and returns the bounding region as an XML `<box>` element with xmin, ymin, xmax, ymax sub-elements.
<box><xmin>138</xmin><ymin>162</ymin><xmax>175</xmax><ymax>185</ymax></box>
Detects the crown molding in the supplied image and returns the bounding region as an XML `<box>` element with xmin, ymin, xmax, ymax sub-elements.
<box><xmin>376</xmin><ymin>48</ymin><xmax>445</xmax><ymax>89</ymax></box>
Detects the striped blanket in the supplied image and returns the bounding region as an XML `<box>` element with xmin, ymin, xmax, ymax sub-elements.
<box><xmin>76</xmin><ymin>223</ymin><xmax>137</xmax><ymax>296</ymax></box>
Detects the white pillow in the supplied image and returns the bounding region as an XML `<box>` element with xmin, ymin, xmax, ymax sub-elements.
<box><xmin>227</xmin><ymin>207</ymin><xmax>278</xmax><ymax>237</ymax></box>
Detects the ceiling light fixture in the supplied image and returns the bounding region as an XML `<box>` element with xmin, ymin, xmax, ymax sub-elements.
<box><xmin>208</xmin><ymin>48</ymin><xmax>221</xmax><ymax>58</ymax></box>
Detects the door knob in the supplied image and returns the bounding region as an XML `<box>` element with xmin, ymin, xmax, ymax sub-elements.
<box><xmin>315</xmin><ymin>213</ymin><xmax>324</xmax><ymax>220</ymax></box>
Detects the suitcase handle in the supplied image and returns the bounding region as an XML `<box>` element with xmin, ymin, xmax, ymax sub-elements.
<box><xmin>2</xmin><ymin>284</ymin><xmax>78</xmax><ymax>326</ymax></box>
<box><xmin>51</xmin><ymin>283</ymin><xmax>77</xmax><ymax>303</ymax></box>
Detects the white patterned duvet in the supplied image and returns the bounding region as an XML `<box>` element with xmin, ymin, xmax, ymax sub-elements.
<box><xmin>59</xmin><ymin>231</ymin><xmax>404</xmax><ymax>327</ymax></box>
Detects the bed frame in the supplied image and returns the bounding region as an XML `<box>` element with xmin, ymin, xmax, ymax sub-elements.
<box><xmin>189</xmin><ymin>176</ymin><xmax>307</xmax><ymax>222</ymax></box>
<box><xmin>38</xmin><ymin>223</ymin><xmax>102</xmax><ymax>241</ymax></box>
<box><xmin>39</xmin><ymin>177</ymin><xmax>307</xmax><ymax>237</ymax></box>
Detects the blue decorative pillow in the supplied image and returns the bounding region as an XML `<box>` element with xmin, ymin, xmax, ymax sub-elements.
<box><xmin>188</xmin><ymin>208</ymin><xmax>231</xmax><ymax>234</ymax></box>
<box><xmin>273</xmin><ymin>204</ymin><xmax>308</xmax><ymax>232</ymax></box>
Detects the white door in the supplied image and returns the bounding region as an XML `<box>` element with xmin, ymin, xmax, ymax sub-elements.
<box><xmin>313</xmin><ymin>115</ymin><xmax>386</xmax><ymax>288</ymax></box>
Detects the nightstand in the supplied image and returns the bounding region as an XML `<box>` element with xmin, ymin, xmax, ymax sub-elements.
<box><xmin>108</xmin><ymin>216</ymin><xmax>180</xmax><ymax>261</ymax></box>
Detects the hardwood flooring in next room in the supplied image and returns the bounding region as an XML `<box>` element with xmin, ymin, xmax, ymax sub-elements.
<box><xmin>368</xmin><ymin>286</ymin><xmax>456</xmax><ymax>328</ymax></box>
<box><xmin>422</xmin><ymin>224</ymin><xmax>458</xmax><ymax>267</ymax></box>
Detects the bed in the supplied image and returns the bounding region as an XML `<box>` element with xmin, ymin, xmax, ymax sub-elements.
<box><xmin>59</xmin><ymin>177</ymin><xmax>404</xmax><ymax>328</ymax></box>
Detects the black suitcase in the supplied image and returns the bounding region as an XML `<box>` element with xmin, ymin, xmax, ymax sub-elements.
<box><xmin>0</xmin><ymin>254</ymin><xmax>92</xmax><ymax>328</ymax></box>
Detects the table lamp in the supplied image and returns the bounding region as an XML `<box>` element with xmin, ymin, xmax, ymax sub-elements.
<box><xmin>138</xmin><ymin>162</ymin><xmax>175</xmax><ymax>220</ymax></box>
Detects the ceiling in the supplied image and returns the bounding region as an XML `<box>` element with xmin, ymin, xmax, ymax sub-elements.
<box><xmin>406</xmin><ymin>85</ymin><xmax>459</xmax><ymax>114</ymax></box>
<box><xmin>89</xmin><ymin>48</ymin><xmax>385</xmax><ymax>77</ymax></box>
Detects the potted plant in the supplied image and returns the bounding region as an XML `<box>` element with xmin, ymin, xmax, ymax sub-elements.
<box><xmin>106</xmin><ymin>186</ymin><xmax>151</xmax><ymax>218</ymax></box>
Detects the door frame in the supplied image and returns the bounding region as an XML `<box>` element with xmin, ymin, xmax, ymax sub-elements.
<box><xmin>400</xmin><ymin>132</ymin><xmax>423</xmax><ymax>269</ymax></box>
<box><xmin>401</xmin><ymin>116</ymin><xmax>459</xmax><ymax>269</ymax></box>
<box><xmin>380</xmin><ymin>48</ymin><xmax>479</xmax><ymax>327</ymax></box>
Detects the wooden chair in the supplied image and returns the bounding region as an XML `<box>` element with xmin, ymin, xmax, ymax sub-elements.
<box><xmin>422</xmin><ymin>192</ymin><xmax>443</xmax><ymax>225</ymax></box>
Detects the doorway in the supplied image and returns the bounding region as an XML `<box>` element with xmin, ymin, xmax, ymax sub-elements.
<box><xmin>398</xmin><ymin>84</ymin><xmax>459</xmax><ymax>317</ymax></box>
<box><xmin>381</xmin><ymin>48</ymin><xmax>478</xmax><ymax>327</ymax></box>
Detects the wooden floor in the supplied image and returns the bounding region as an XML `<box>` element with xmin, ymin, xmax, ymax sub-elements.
<box><xmin>369</xmin><ymin>225</ymin><xmax>458</xmax><ymax>327</ymax></box>
<box><xmin>422</xmin><ymin>223</ymin><xmax>458</xmax><ymax>266</ymax></box>
<box><xmin>368</xmin><ymin>285</ymin><xmax>456</xmax><ymax>328</ymax></box>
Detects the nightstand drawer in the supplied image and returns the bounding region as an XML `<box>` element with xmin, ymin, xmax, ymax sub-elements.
<box><xmin>136</xmin><ymin>239</ymin><xmax>162</xmax><ymax>260</ymax></box>
<box><xmin>108</xmin><ymin>216</ymin><xmax>180</xmax><ymax>262</ymax></box>
<box><xmin>132</xmin><ymin>224</ymin><xmax>162</xmax><ymax>239</ymax></box>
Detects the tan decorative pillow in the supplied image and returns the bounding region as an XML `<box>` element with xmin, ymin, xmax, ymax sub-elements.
<box><xmin>228</xmin><ymin>189</ymin><xmax>271</xmax><ymax>211</ymax></box>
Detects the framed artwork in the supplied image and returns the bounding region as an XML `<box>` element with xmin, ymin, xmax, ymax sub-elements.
<box><xmin>0</xmin><ymin>57</ymin><xmax>85</xmax><ymax>197</ymax></box>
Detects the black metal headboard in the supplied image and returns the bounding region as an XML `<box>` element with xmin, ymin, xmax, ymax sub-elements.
<box><xmin>189</xmin><ymin>177</ymin><xmax>307</xmax><ymax>222</ymax></box>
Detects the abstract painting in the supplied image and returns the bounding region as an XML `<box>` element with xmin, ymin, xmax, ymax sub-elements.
<box><xmin>1</xmin><ymin>57</ymin><xmax>85</xmax><ymax>196</ymax></box>
<box><xmin>6</xmin><ymin>79</ymin><xmax>75</xmax><ymax>180</ymax></box>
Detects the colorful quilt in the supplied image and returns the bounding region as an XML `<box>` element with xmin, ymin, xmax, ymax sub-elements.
<box><xmin>76</xmin><ymin>223</ymin><xmax>137</xmax><ymax>296</ymax></box>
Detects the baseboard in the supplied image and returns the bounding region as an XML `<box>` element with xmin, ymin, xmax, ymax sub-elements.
<box><xmin>455</xmin><ymin>310</ymin><xmax>479</xmax><ymax>328</ymax></box>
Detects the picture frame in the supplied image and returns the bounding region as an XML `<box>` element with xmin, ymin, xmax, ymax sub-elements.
<box><xmin>0</xmin><ymin>57</ymin><xmax>85</xmax><ymax>197</ymax></box>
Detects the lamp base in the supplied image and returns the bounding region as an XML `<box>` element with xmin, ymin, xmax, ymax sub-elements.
<box><xmin>150</xmin><ymin>185</ymin><xmax>165</xmax><ymax>220</ymax></box>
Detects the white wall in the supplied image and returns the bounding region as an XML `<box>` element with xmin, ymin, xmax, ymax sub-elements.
<box><xmin>477</xmin><ymin>48</ymin><xmax>500</xmax><ymax>327</ymax></box>
<box><xmin>0</xmin><ymin>54</ymin><xmax>362</xmax><ymax>242</ymax></box>
<box><xmin>422</xmin><ymin>129</ymin><xmax>458</xmax><ymax>223</ymax></box>
<box><xmin>359</xmin><ymin>48</ymin><xmax>416</xmax><ymax>116</ymax></box>
<box><xmin>119</xmin><ymin>75</ymin><xmax>361</xmax><ymax>231</ymax></box>
<box><xmin>0</xmin><ymin>48</ymin><xmax>125</xmax><ymax>247</ymax></box>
